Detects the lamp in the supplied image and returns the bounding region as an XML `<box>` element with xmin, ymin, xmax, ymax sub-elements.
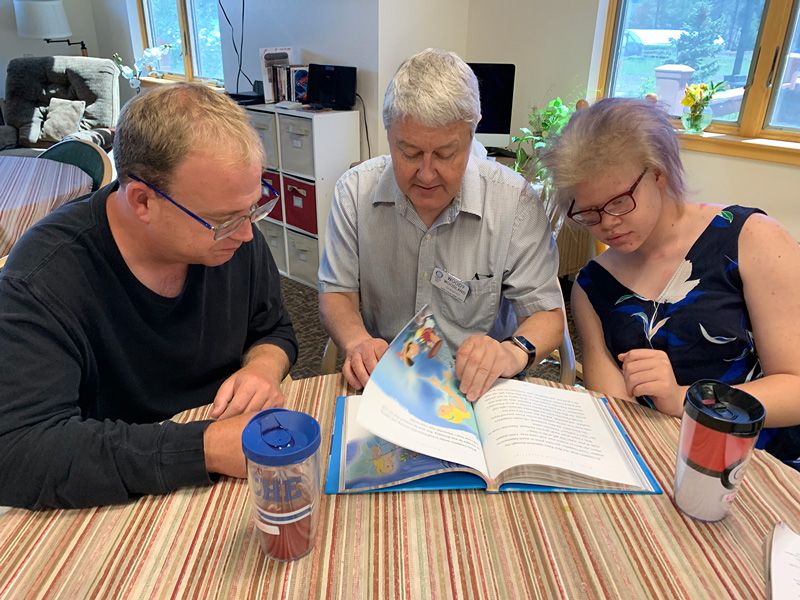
<box><xmin>13</xmin><ymin>0</ymin><xmax>88</xmax><ymax>56</ymax></box>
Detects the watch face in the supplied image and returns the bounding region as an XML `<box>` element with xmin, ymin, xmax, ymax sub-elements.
<box><xmin>513</xmin><ymin>336</ymin><xmax>536</xmax><ymax>354</ymax></box>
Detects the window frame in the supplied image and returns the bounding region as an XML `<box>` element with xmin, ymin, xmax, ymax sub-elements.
<box><xmin>135</xmin><ymin>0</ymin><xmax>223</xmax><ymax>86</ymax></box>
<box><xmin>597</xmin><ymin>0</ymin><xmax>800</xmax><ymax>166</ymax></box>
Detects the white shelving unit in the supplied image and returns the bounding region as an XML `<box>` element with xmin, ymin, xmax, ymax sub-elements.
<box><xmin>246</xmin><ymin>104</ymin><xmax>360</xmax><ymax>287</ymax></box>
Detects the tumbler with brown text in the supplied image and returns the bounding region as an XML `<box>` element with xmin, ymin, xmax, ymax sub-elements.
<box><xmin>673</xmin><ymin>380</ymin><xmax>765</xmax><ymax>521</ymax></box>
<box><xmin>242</xmin><ymin>408</ymin><xmax>321</xmax><ymax>560</ymax></box>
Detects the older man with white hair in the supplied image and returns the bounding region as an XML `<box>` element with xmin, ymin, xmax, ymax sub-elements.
<box><xmin>318</xmin><ymin>48</ymin><xmax>563</xmax><ymax>401</ymax></box>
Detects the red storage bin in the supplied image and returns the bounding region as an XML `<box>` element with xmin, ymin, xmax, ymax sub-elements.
<box><xmin>261</xmin><ymin>170</ymin><xmax>283</xmax><ymax>222</ymax></box>
<box><xmin>282</xmin><ymin>175</ymin><xmax>317</xmax><ymax>234</ymax></box>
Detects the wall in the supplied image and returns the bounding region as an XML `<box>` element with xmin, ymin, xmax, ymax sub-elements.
<box><xmin>682</xmin><ymin>152</ymin><xmax>800</xmax><ymax>239</ymax></box>
<box><xmin>375</xmin><ymin>0</ymin><xmax>469</xmax><ymax>156</ymax></box>
<box><xmin>217</xmin><ymin>0</ymin><xmax>379</xmax><ymax>162</ymax></box>
<box><xmin>89</xmin><ymin>0</ymin><xmax>139</xmax><ymax>105</ymax></box>
<box><xmin>465</xmin><ymin>0</ymin><xmax>600</xmax><ymax>143</ymax></box>
<box><xmin>0</xmin><ymin>0</ymin><xmax>100</xmax><ymax>93</ymax></box>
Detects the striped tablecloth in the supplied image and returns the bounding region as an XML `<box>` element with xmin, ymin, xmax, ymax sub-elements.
<box><xmin>0</xmin><ymin>156</ymin><xmax>93</xmax><ymax>256</ymax></box>
<box><xmin>1</xmin><ymin>374</ymin><xmax>798</xmax><ymax>599</ymax></box>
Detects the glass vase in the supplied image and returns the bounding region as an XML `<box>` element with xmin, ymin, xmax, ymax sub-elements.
<box><xmin>681</xmin><ymin>106</ymin><xmax>713</xmax><ymax>134</ymax></box>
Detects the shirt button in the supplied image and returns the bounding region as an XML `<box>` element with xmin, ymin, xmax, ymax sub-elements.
<box><xmin>425</xmin><ymin>234</ymin><xmax>431</xmax><ymax>240</ymax></box>
<box><xmin>423</xmin><ymin>272</ymin><xmax>429</xmax><ymax>279</ymax></box>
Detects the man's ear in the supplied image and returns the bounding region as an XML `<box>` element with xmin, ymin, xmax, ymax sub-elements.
<box><xmin>122</xmin><ymin>180</ymin><xmax>154</xmax><ymax>223</ymax></box>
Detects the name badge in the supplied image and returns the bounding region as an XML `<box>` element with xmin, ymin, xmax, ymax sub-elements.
<box><xmin>431</xmin><ymin>267</ymin><xmax>469</xmax><ymax>302</ymax></box>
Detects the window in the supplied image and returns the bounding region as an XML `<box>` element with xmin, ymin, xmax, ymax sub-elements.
<box><xmin>138</xmin><ymin>0</ymin><xmax>223</xmax><ymax>83</ymax></box>
<box><xmin>600</xmin><ymin>0</ymin><xmax>800</xmax><ymax>149</ymax></box>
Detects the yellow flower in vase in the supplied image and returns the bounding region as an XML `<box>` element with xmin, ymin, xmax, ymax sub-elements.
<box><xmin>680</xmin><ymin>81</ymin><xmax>725</xmax><ymax>134</ymax></box>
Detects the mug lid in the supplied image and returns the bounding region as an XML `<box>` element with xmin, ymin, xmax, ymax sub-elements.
<box><xmin>684</xmin><ymin>380</ymin><xmax>765</xmax><ymax>436</ymax></box>
<box><xmin>241</xmin><ymin>408</ymin><xmax>321</xmax><ymax>466</ymax></box>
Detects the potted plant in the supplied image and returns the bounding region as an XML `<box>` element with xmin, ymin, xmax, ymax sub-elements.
<box><xmin>680</xmin><ymin>81</ymin><xmax>725</xmax><ymax>134</ymax></box>
<box><xmin>511</xmin><ymin>98</ymin><xmax>593</xmax><ymax>276</ymax></box>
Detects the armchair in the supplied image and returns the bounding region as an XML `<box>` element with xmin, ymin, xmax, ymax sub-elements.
<box><xmin>0</xmin><ymin>56</ymin><xmax>119</xmax><ymax>156</ymax></box>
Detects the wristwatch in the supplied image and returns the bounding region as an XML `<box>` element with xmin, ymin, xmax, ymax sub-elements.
<box><xmin>503</xmin><ymin>335</ymin><xmax>538</xmax><ymax>370</ymax></box>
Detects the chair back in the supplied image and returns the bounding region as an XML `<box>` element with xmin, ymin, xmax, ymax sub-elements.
<box><xmin>40</xmin><ymin>139</ymin><xmax>112</xmax><ymax>191</ymax></box>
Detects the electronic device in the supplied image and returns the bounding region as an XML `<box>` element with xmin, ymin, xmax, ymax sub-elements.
<box><xmin>226</xmin><ymin>91</ymin><xmax>263</xmax><ymax>106</ymax></box>
<box><xmin>504</xmin><ymin>335</ymin><xmax>537</xmax><ymax>369</ymax></box>
<box><xmin>467</xmin><ymin>63</ymin><xmax>516</xmax><ymax>151</ymax></box>
<box><xmin>227</xmin><ymin>81</ymin><xmax>265</xmax><ymax>106</ymax></box>
<box><xmin>306</xmin><ymin>64</ymin><xmax>357</xmax><ymax>110</ymax></box>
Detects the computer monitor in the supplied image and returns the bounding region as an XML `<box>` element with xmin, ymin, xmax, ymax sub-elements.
<box><xmin>468</xmin><ymin>63</ymin><xmax>516</xmax><ymax>151</ymax></box>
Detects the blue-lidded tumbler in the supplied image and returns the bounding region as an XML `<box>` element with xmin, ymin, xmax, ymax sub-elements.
<box><xmin>242</xmin><ymin>408</ymin><xmax>321</xmax><ymax>561</ymax></box>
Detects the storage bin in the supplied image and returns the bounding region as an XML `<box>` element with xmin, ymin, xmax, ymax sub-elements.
<box><xmin>282</xmin><ymin>175</ymin><xmax>317</xmax><ymax>234</ymax></box>
<box><xmin>250</xmin><ymin>111</ymin><xmax>280</xmax><ymax>171</ymax></box>
<box><xmin>257</xmin><ymin>220</ymin><xmax>287</xmax><ymax>274</ymax></box>
<box><xmin>279</xmin><ymin>115</ymin><xmax>315</xmax><ymax>178</ymax></box>
<box><xmin>287</xmin><ymin>229</ymin><xmax>319</xmax><ymax>286</ymax></box>
<box><xmin>261</xmin><ymin>170</ymin><xmax>283</xmax><ymax>222</ymax></box>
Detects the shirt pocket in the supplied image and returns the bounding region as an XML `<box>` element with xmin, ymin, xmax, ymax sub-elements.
<box><xmin>438</xmin><ymin>276</ymin><xmax>500</xmax><ymax>334</ymax></box>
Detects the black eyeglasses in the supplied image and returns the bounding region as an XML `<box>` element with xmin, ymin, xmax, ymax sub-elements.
<box><xmin>567</xmin><ymin>168</ymin><xmax>648</xmax><ymax>226</ymax></box>
<box><xmin>128</xmin><ymin>173</ymin><xmax>280</xmax><ymax>241</ymax></box>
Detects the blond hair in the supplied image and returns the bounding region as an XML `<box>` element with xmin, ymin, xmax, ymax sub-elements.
<box><xmin>541</xmin><ymin>98</ymin><xmax>685</xmax><ymax>211</ymax></box>
<box><xmin>114</xmin><ymin>83</ymin><xmax>264</xmax><ymax>190</ymax></box>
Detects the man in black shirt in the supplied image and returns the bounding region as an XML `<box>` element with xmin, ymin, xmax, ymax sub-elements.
<box><xmin>0</xmin><ymin>83</ymin><xmax>298</xmax><ymax>509</ymax></box>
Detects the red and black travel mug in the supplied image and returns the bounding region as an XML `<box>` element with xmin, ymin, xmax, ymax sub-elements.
<box><xmin>673</xmin><ymin>380</ymin><xmax>765</xmax><ymax>521</ymax></box>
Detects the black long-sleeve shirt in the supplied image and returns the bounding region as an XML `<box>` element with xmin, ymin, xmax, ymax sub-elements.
<box><xmin>0</xmin><ymin>183</ymin><xmax>298</xmax><ymax>509</ymax></box>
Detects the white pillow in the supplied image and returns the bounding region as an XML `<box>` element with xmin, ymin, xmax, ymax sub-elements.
<box><xmin>40</xmin><ymin>98</ymin><xmax>86</xmax><ymax>142</ymax></box>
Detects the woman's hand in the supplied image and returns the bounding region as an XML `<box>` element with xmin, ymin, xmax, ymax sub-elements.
<box><xmin>618</xmin><ymin>349</ymin><xmax>687</xmax><ymax>417</ymax></box>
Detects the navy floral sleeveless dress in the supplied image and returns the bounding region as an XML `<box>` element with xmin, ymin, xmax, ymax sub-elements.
<box><xmin>577</xmin><ymin>205</ymin><xmax>800</xmax><ymax>470</ymax></box>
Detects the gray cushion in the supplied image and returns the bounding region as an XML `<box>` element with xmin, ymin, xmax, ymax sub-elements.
<box><xmin>0</xmin><ymin>125</ymin><xmax>16</xmax><ymax>150</ymax></box>
<box><xmin>41</xmin><ymin>98</ymin><xmax>86</xmax><ymax>142</ymax></box>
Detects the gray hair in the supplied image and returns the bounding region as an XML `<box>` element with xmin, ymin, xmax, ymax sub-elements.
<box><xmin>541</xmin><ymin>98</ymin><xmax>685</xmax><ymax>211</ymax></box>
<box><xmin>114</xmin><ymin>83</ymin><xmax>264</xmax><ymax>191</ymax></box>
<box><xmin>382</xmin><ymin>48</ymin><xmax>481</xmax><ymax>133</ymax></box>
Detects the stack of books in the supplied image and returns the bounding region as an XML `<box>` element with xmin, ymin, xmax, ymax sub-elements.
<box><xmin>259</xmin><ymin>47</ymin><xmax>308</xmax><ymax>104</ymax></box>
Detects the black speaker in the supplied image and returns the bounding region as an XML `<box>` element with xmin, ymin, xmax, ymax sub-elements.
<box><xmin>306</xmin><ymin>64</ymin><xmax>357</xmax><ymax>110</ymax></box>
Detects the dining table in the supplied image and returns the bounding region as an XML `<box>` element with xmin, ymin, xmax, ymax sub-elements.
<box><xmin>0</xmin><ymin>155</ymin><xmax>93</xmax><ymax>257</ymax></box>
<box><xmin>0</xmin><ymin>374</ymin><xmax>798</xmax><ymax>599</ymax></box>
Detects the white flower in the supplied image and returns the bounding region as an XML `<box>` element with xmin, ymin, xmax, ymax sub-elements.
<box><xmin>656</xmin><ymin>259</ymin><xmax>700</xmax><ymax>304</ymax></box>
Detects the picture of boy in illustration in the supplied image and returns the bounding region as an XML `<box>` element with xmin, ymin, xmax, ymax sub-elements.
<box><xmin>398</xmin><ymin>323</ymin><xmax>443</xmax><ymax>366</ymax></box>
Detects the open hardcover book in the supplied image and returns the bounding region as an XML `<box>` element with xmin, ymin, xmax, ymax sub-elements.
<box><xmin>325</xmin><ymin>308</ymin><xmax>661</xmax><ymax>495</ymax></box>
